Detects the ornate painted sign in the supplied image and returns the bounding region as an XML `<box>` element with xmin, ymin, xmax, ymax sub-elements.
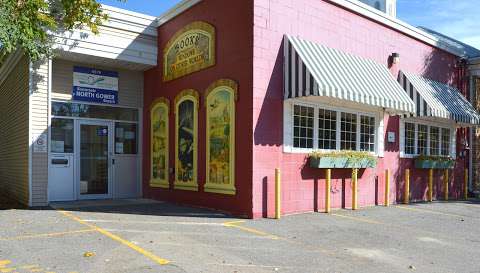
<box><xmin>163</xmin><ymin>21</ymin><xmax>215</xmax><ymax>82</ymax></box>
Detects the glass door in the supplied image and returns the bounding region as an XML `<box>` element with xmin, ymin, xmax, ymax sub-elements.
<box><xmin>77</xmin><ymin>120</ymin><xmax>113</xmax><ymax>199</ymax></box>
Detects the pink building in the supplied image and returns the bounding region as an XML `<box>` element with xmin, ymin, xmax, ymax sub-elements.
<box><xmin>143</xmin><ymin>0</ymin><xmax>480</xmax><ymax>218</ymax></box>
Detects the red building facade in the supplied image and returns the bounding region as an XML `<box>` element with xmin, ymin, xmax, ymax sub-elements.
<box><xmin>144</xmin><ymin>0</ymin><xmax>476</xmax><ymax>218</ymax></box>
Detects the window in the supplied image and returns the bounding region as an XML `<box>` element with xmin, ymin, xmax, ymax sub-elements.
<box><xmin>175</xmin><ymin>89</ymin><xmax>199</xmax><ymax>191</ymax></box>
<box><xmin>417</xmin><ymin>124</ymin><xmax>428</xmax><ymax>155</ymax></box>
<box><xmin>360</xmin><ymin>115</ymin><xmax>375</xmax><ymax>152</ymax></box>
<box><xmin>51</xmin><ymin>118</ymin><xmax>74</xmax><ymax>153</ymax></box>
<box><xmin>205</xmin><ymin>80</ymin><xmax>237</xmax><ymax>195</ymax></box>
<box><xmin>318</xmin><ymin>109</ymin><xmax>337</xmax><ymax>150</ymax></box>
<box><xmin>404</xmin><ymin>122</ymin><xmax>415</xmax><ymax>155</ymax></box>
<box><xmin>293</xmin><ymin>105</ymin><xmax>314</xmax><ymax>149</ymax></box>
<box><xmin>150</xmin><ymin>99</ymin><xmax>169</xmax><ymax>188</ymax></box>
<box><xmin>290</xmin><ymin>104</ymin><xmax>377</xmax><ymax>153</ymax></box>
<box><xmin>115</xmin><ymin>123</ymin><xmax>137</xmax><ymax>154</ymax></box>
<box><xmin>52</xmin><ymin>101</ymin><xmax>138</xmax><ymax>121</ymax></box>
<box><xmin>341</xmin><ymin>112</ymin><xmax>357</xmax><ymax>150</ymax></box>
<box><xmin>402</xmin><ymin>121</ymin><xmax>454</xmax><ymax>157</ymax></box>
<box><xmin>429</xmin><ymin>126</ymin><xmax>440</xmax><ymax>156</ymax></box>
<box><xmin>441</xmin><ymin>128</ymin><xmax>451</xmax><ymax>156</ymax></box>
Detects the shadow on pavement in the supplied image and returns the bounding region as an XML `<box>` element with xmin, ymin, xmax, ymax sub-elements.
<box><xmin>48</xmin><ymin>198</ymin><xmax>235</xmax><ymax>219</ymax></box>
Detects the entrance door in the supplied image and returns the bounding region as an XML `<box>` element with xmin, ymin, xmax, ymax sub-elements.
<box><xmin>77</xmin><ymin>120</ymin><xmax>113</xmax><ymax>199</ymax></box>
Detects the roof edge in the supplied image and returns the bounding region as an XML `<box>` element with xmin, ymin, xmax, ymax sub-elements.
<box><xmin>157</xmin><ymin>0</ymin><xmax>202</xmax><ymax>27</ymax></box>
<box><xmin>328</xmin><ymin>0</ymin><xmax>465</xmax><ymax>57</ymax></box>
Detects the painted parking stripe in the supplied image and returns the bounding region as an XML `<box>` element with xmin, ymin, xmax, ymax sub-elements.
<box><xmin>58</xmin><ymin>210</ymin><xmax>170</xmax><ymax>266</ymax></box>
<box><xmin>394</xmin><ymin>205</ymin><xmax>469</xmax><ymax>218</ymax></box>
<box><xmin>331</xmin><ymin>213</ymin><xmax>384</xmax><ymax>225</ymax></box>
<box><xmin>223</xmin><ymin>220</ymin><xmax>279</xmax><ymax>239</ymax></box>
<box><xmin>0</xmin><ymin>229</ymin><xmax>95</xmax><ymax>241</ymax></box>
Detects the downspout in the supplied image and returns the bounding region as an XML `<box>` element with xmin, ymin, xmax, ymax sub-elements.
<box><xmin>469</xmin><ymin>75</ymin><xmax>474</xmax><ymax>194</ymax></box>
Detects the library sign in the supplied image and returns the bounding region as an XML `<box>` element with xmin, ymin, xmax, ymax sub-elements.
<box><xmin>163</xmin><ymin>21</ymin><xmax>216</xmax><ymax>82</ymax></box>
<box><xmin>73</xmin><ymin>66</ymin><xmax>119</xmax><ymax>104</ymax></box>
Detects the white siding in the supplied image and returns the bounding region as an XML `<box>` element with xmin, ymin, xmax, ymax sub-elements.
<box><xmin>0</xmin><ymin>55</ymin><xmax>30</xmax><ymax>205</ymax></box>
<box><xmin>52</xmin><ymin>59</ymin><xmax>144</xmax><ymax>108</ymax></box>
<box><xmin>30</xmin><ymin>59</ymin><xmax>50</xmax><ymax>206</ymax></box>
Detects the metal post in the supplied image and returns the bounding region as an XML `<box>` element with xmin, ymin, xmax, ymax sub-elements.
<box><xmin>444</xmin><ymin>169</ymin><xmax>449</xmax><ymax>201</ymax></box>
<box><xmin>404</xmin><ymin>169</ymin><xmax>410</xmax><ymax>204</ymax></box>
<box><xmin>352</xmin><ymin>169</ymin><xmax>358</xmax><ymax>210</ymax></box>
<box><xmin>464</xmin><ymin>169</ymin><xmax>469</xmax><ymax>200</ymax></box>
<box><xmin>428</xmin><ymin>169</ymin><xmax>433</xmax><ymax>202</ymax></box>
<box><xmin>325</xmin><ymin>169</ymin><xmax>331</xmax><ymax>213</ymax></box>
<box><xmin>384</xmin><ymin>169</ymin><xmax>390</xmax><ymax>206</ymax></box>
<box><xmin>275</xmin><ymin>168</ymin><xmax>281</xmax><ymax>219</ymax></box>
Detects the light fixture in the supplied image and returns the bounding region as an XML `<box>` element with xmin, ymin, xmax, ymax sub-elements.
<box><xmin>391</xmin><ymin>52</ymin><xmax>400</xmax><ymax>64</ymax></box>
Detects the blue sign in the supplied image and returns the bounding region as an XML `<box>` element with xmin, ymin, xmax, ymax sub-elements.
<box><xmin>73</xmin><ymin>66</ymin><xmax>119</xmax><ymax>104</ymax></box>
<box><xmin>97</xmin><ymin>128</ymin><xmax>108</xmax><ymax>136</ymax></box>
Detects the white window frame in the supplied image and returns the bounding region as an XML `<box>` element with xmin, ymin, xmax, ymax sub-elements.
<box><xmin>284</xmin><ymin>99</ymin><xmax>383</xmax><ymax>156</ymax></box>
<box><xmin>399</xmin><ymin>118</ymin><xmax>457</xmax><ymax>159</ymax></box>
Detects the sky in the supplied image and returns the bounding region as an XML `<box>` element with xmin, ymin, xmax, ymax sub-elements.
<box><xmin>98</xmin><ymin>0</ymin><xmax>480</xmax><ymax>49</ymax></box>
<box><xmin>397</xmin><ymin>0</ymin><xmax>480</xmax><ymax>49</ymax></box>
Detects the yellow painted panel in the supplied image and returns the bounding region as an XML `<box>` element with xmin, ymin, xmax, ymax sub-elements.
<box><xmin>204</xmin><ymin>79</ymin><xmax>237</xmax><ymax>195</ymax></box>
<box><xmin>174</xmin><ymin>90</ymin><xmax>199</xmax><ymax>191</ymax></box>
<box><xmin>150</xmin><ymin>98</ymin><xmax>170</xmax><ymax>188</ymax></box>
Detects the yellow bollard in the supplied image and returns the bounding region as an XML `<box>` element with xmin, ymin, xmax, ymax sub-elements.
<box><xmin>428</xmin><ymin>169</ymin><xmax>433</xmax><ymax>202</ymax></box>
<box><xmin>384</xmin><ymin>169</ymin><xmax>390</xmax><ymax>207</ymax></box>
<box><xmin>275</xmin><ymin>168</ymin><xmax>281</xmax><ymax>219</ymax></box>
<box><xmin>404</xmin><ymin>169</ymin><xmax>410</xmax><ymax>204</ymax></box>
<box><xmin>325</xmin><ymin>169</ymin><xmax>331</xmax><ymax>213</ymax></box>
<box><xmin>352</xmin><ymin>169</ymin><xmax>358</xmax><ymax>210</ymax></box>
<box><xmin>464</xmin><ymin>169</ymin><xmax>469</xmax><ymax>200</ymax></box>
<box><xmin>444</xmin><ymin>169</ymin><xmax>449</xmax><ymax>201</ymax></box>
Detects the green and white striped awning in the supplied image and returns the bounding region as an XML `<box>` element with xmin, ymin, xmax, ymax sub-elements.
<box><xmin>399</xmin><ymin>71</ymin><xmax>480</xmax><ymax>125</ymax></box>
<box><xmin>284</xmin><ymin>35</ymin><xmax>415</xmax><ymax>113</ymax></box>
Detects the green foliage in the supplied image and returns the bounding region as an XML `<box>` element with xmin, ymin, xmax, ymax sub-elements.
<box><xmin>0</xmin><ymin>0</ymin><xmax>110</xmax><ymax>61</ymax></box>
<box><xmin>415</xmin><ymin>154</ymin><xmax>455</xmax><ymax>163</ymax></box>
<box><xmin>308</xmin><ymin>150</ymin><xmax>377</xmax><ymax>165</ymax></box>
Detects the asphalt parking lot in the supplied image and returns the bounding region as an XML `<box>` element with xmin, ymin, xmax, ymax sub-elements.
<box><xmin>1</xmin><ymin>199</ymin><xmax>480</xmax><ymax>273</ymax></box>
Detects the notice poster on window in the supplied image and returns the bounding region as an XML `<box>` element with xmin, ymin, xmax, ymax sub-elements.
<box><xmin>73</xmin><ymin>66</ymin><xmax>118</xmax><ymax>104</ymax></box>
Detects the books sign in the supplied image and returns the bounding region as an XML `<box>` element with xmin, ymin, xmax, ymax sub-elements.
<box><xmin>163</xmin><ymin>21</ymin><xmax>215</xmax><ymax>82</ymax></box>
<box><xmin>73</xmin><ymin>66</ymin><xmax>118</xmax><ymax>104</ymax></box>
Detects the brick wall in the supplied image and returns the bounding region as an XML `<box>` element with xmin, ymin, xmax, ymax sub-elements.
<box><xmin>251</xmin><ymin>0</ymin><xmax>462</xmax><ymax>218</ymax></box>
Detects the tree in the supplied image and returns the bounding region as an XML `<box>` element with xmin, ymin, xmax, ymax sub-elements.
<box><xmin>0</xmin><ymin>0</ymin><xmax>109</xmax><ymax>61</ymax></box>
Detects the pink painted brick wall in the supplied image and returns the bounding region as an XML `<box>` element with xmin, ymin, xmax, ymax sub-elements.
<box><xmin>252</xmin><ymin>0</ymin><xmax>463</xmax><ymax>218</ymax></box>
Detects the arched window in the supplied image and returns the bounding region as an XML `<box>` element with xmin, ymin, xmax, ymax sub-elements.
<box><xmin>174</xmin><ymin>89</ymin><xmax>199</xmax><ymax>191</ymax></box>
<box><xmin>150</xmin><ymin>98</ymin><xmax>170</xmax><ymax>188</ymax></box>
<box><xmin>204</xmin><ymin>79</ymin><xmax>238</xmax><ymax>195</ymax></box>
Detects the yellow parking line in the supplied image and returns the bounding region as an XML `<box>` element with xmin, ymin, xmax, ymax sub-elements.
<box><xmin>331</xmin><ymin>213</ymin><xmax>384</xmax><ymax>225</ymax></box>
<box><xmin>0</xmin><ymin>229</ymin><xmax>95</xmax><ymax>241</ymax></box>
<box><xmin>223</xmin><ymin>220</ymin><xmax>279</xmax><ymax>239</ymax></box>
<box><xmin>394</xmin><ymin>205</ymin><xmax>466</xmax><ymax>218</ymax></box>
<box><xmin>58</xmin><ymin>210</ymin><xmax>170</xmax><ymax>266</ymax></box>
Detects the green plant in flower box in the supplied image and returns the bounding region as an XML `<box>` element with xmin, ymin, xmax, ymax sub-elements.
<box><xmin>308</xmin><ymin>150</ymin><xmax>377</xmax><ymax>169</ymax></box>
<box><xmin>414</xmin><ymin>155</ymin><xmax>455</xmax><ymax>169</ymax></box>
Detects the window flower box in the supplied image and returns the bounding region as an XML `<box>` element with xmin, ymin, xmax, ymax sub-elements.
<box><xmin>308</xmin><ymin>151</ymin><xmax>377</xmax><ymax>169</ymax></box>
<box><xmin>414</xmin><ymin>156</ymin><xmax>455</xmax><ymax>169</ymax></box>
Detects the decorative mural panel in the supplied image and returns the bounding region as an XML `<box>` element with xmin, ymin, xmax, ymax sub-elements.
<box><xmin>175</xmin><ymin>90</ymin><xmax>199</xmax><ymax>191</ymax></box>
<box><xmin>205</xmin><ymin>79</ymin><xmax>238</xmax><ymax>195</ymax></box>
<box><xmin>150</xmin><ymin>98</ymin><xmax>169</xmax><ymax>188</ymax></box>
<box><xmin>163</xmin><ymin>21</ymin><xmax>215</xmax><ymax>82</ymax></box>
